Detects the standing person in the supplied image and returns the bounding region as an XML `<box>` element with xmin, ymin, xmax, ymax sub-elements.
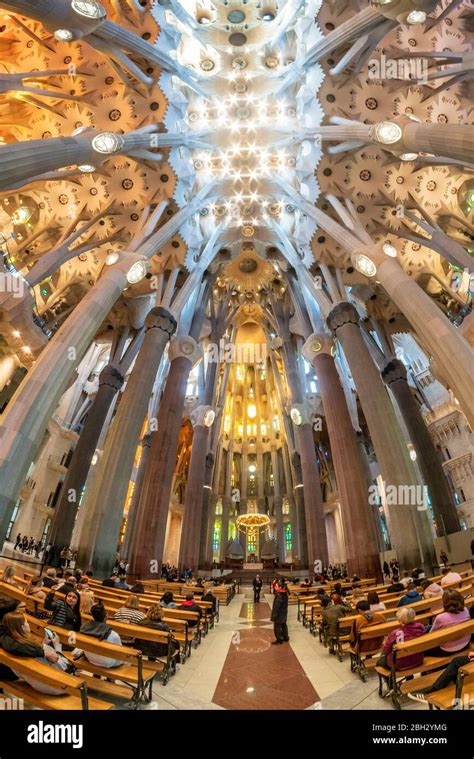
<box><xmin>13</xmin><ymin>533</ymin><xmax>22</xmax><ymax>551</ymax></box>
<box><xmin>253</xmin><ymin>574</ymin><xmax>263</xmax><ymax>603</ymax></box>
<box><xmin>43</xmin><ymin>543</ymin><xmax>52</xmax><ymax>565</ymax></box>
<box><xmin>440</xmin><ymin>550</ymin><xmax>449</xmax><ymax>567</ymax></box>
<box><xmin>20</xmin><ymin>536</ymin><xmax>28</xmax><ymax>553</ymax></box>
<box><xmin>271</xmin><ymin>578</ymin><xmax>289</xmax><ymax>644</ymax></box>
<box><xmin>383</xmin><ymin>561</ymin><xmax>390</xmax><ymax>580</ymax></box>
<box><xmin>27</xmin><ymin>537</ymin><xmax>35</xmax><ymax>555</ymax></box>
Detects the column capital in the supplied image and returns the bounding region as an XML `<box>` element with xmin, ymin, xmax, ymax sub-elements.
<box><xmin>189</xmin><ymin>405</ymin><xmax>217</xmax><ymax>429</ymax></box>
<box><xmin>326</xmin><ymin>302</ymin><xmax>359</xmax><ymax>333</ymax></box>
<box><xmin>302</xmin><ymin>332</ymin><xmax>335</xmax><ymax>364</ymax></box>
<box><xmin>381</xmin><ymin>358</ymin><xmax>407</xmax><ymax>386</ymax></box>
<box><xmin>145</xmin><ymin>306</ymin><xmax>177</xmax><ymax>337</ymax></box>
<box><xmin>168</xmin><ymin>335</ymin><xmax>202</xmax><ymax>366</ymax></box>
<box><xmin>98</xmin><ymin>364</ymin><xmax>125</xmax><ymax>391</ymax></box>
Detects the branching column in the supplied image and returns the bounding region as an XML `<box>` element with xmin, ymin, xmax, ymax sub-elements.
<box><xmin>327</xmin><ymin>302</ymin><xmax>436</xmax><ymax>572</ymax></box>
<box><xmin>0</xmin><ymin>256</ymin><xmax>141</xmax><ymax>545</ymax></box>
<box><xmin>382</xmin><ymin>358</ymin><xmax>460</xmax><ymax>536</ymax></box>
<box><xmin>76</xmin><ymin>307</ymin><xmax>177</xmax><ymax>574</ymax></box>
<box><xmin>127</xmin><ymin>335</ymin><xmax>202</xmax><ymax>580</ymax></box>
<box><xmin>303</xmin><ymin>333</ymin><xmax>381</xmax><ymax>580</ymax></box>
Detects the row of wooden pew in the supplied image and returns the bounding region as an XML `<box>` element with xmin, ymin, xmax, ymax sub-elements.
<box><xmin>0</xmin><ymin>571</ymin><xmax>224</xmax><ymax>710</ymax></box>
<box><xmin>296</xmin><ymin>571</ymin><xmax>474</xmax><ymax>710</ymax></box>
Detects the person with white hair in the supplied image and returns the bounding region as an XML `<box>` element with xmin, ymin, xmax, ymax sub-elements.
<box><xmin>377</xmin><ymin>607</ymin><xmax>426</xmax><ymax>671</ymax></box>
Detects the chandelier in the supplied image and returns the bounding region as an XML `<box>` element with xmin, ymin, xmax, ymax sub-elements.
<box><xmin>236</xmin><ymin>513</ymin><xmax>270</xmax><ymax>532</ymax></box>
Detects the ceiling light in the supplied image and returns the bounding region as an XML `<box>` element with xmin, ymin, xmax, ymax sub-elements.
<box><xmin>204</xmin><ymin>409</ymin><xmax>216</xmax><ymax>427</ymax></box>
<box><xmin>383</xmin><ymin>242</ymin><xmax>398</xmax><ymax>257</ymax></box>
<box><xmin>406</xmin><ymin>10</ymin><xmax>426</xmax><ymax>24</ymax></box>
<box><xmin>106</xmin><ymin>252</ymin><xmax>120</xmax><ymax>265</ymax></box>
<box><xmin>126</xmin><ymin>260</ymin><xmax>148</xmax><ymax>284</ymax></box>
<box><xmin>290</xmin><ymin>407</ymin><xmax>302</xmax><ymax>426</ymax></box>
<box><xmin>248</xmin><ymin>464</ymin><xmax>257</xmax><ymax>473</ymax></box>
<box><xmin>372</xmin><ymin>121</ymin><xmax>402</xmax><ymax>145</ymax></box>
<box><xmin>11</xmin><ymin>207</ymin><xmax>33</xmax><ymax>225</ymax></box>
<box><xmin>399</xmin><ymin>153</ymin><xmax>418</xmax><ymax>161</ymax></box>
<box><xmin>78</xmin><ymin>164</ymin><xmax>96</xmax><ymax>172</ymax></box>
<box><xmin>54</xmin><ymin>29</ymin><xmax>74</xmax><ymax>40</ymax></box>
<box><xmin>92</xmin><ymin>132</ymin><xmax>124</xmax><ymax>154</ymax></box>
<box><xmin>71</xmin><ymin>0</ymin><xmax>106</xmax><ymax>19</ymax></box>
<box><xmin>352</xmin><ymin>252</ymin><xmax>377</xmax><ymax>277</ymax></box>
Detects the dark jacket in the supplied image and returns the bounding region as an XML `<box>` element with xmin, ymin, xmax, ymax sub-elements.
<box><xmin>271</xmin><ymin>589</ymin><xmax>289</xmax><ymax>623</ymax></box>
<box><xmin>134</xmin><ymin>618</ymin><xmax>173</xmax><ymax>658</ymax></box>
<box><xmin>387</xmin><ymin>582</ymin><xmax>404</xmax><ymax>593</ymax></box>
<box><xmin>201</xmin><ymin>592</ymin><xmax>217</xmax><ymax>614</ymax></box>
<box><xmin>179</xmin><ymin>601</ymin><xmax>202</xmax><ymax>627</ymax></box>
<box><xmin>79</xmin><ymin>621</ymin><xmax>113</xmax><ymax>641</ymax></box>
<box><xmin>253</xmin><ymin>578</ymin><xmax>263</xmax><ymax>589</ymax></box>
<box><xmin>44</xmin><ymin>593</ymin><xmax>81</xmax><ymax>631</ymax></box>
<box><xmin>322</xmin><ymin>603</ymin><xmax>351</xmax><ymax>638</ymax></box>
<box><xmin>42</xmin><ymin>577</ymin><xmax>56</xmax><ymax>589</ymax></box>
<box><xmin>397</xmin><ymin>590</ymin><xmax>423</xmax><ymax>607</ymax></box>
<box><xmin>102</xmin><ymin>579</ymin><xmax>116</xmax><ymax>588</ymax></box>
<box><xmin>0</xmin><ymin>633</ymin><xmax>43</xmax><ymax>658</ymax></box>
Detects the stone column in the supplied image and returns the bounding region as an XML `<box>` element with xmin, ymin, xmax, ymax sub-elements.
<box><xmin>121</xmin><ymin>433</ymin><xmax>152</xmax><ymax>559</ymax></box>
<box><xmin>281</xmin><ymin>341</ymin><xmax>329</xmax><ymax>569</ymax></box>
<box><xmin>178</xmin><ymin>404</ymin><xmax>216</xmax><ymax>571</ymax></box>
<box><xmin>271</xmin><ymin>446</ymin><xmax>285</xmax><ymax>565</ymax></box>
<box><xmin>0</xmin><ymin>254</ymin><xmax>141</xmax><ymax>546</ymax></box>
<box><xmin>302</xmin><ymin>333</ymin><xmax>381</xmax><ymax>580</ymax></box>
<box><xmin>382</xmin><ymin>358</ymin><xmax>460</xmax><ymax>536</ymax></box>
<box><xmin>76</xmin><ymin>307</ymin><xmax>177</xmax><ymax>574</ymax></box>
<box><xmin>327</xmin><ymin>302</ymin><xmax>436</xmax><ymax>573</ymax></box>
<box><xmin>48</xmin><ymin>364</ymin><xmax>125</xmax><ymax>549</ymax></box>
<box><xmin>127</xmin><ymin>336</ymin><xmax>202</xmax><ymax>580</ymax></box>
<box><xmin>398</xmin><ymin>123</ymin><xmax>474</xmax><ymax>164</ymax></box>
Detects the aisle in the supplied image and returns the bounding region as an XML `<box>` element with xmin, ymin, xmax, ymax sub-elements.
<box><xmin>212</xmin><ymin>591</ymin><xmax>319</xmax><ymax>709</ymax></box>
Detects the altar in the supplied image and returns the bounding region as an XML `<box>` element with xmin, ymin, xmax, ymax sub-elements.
<box><xmin>243</xmin><ymin>562</ymin><xmax>263</xmax><ymax>570</ymax></box>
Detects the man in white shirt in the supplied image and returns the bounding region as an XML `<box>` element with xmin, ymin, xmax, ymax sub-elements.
<box><xmin>440</xmin><ymin>567</ymin><xmax>462</xmax><ymax>587</ymax></box>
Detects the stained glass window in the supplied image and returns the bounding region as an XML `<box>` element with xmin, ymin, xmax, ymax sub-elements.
<box><xmin>285</xmin><ymin>523</ymin><xmax>292</xmax><ymax>552</ymax></box>
<box><xmin>213</xmin><ymin>522</ymin><xmax>221</xmax><ymax>551</ymax></box>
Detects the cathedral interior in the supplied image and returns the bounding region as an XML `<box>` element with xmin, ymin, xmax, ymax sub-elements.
<box><xmin>0</xmin><ymin>0</ymin><xmax>473</xmax><ymax>719</ymax></box>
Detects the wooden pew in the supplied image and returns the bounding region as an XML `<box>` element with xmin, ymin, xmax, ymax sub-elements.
<box><xmin>0</xmin><ymin>650</ymin><xmax>112</xmax><ymax>710</ymax></box>
<box><xmin>27</xmin><ymin>617</ymin><xmax>157</xmax><ymax>708</ymax></box>
<box><xmin>375</xmin><ymin>620</ymin><xmax>474</xmax><ymax>709</ymax></box>
<box><xmin>427</xmin><ymin>660</ymin><xmax>474</xmax><ymax>710</ymax></box>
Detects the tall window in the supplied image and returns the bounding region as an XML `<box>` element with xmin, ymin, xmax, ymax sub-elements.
<box><xmin>5</xmin><ymin>504</ymin><xmax>19</xmax><ymax>541</ymax></box>
<box><xmin>213</xmin><ymin>522</ymin><xmax>221</xmax><ymax>552</ymax></box>
<box><xmin>285</xmin><ymin>523</ymin><xmax>292</xmax><ymax>552</ymax></box>
<box><xmin>247</xmin><ymin>527</ymin><xmax>257</xmax><ymax>555</ymax></box>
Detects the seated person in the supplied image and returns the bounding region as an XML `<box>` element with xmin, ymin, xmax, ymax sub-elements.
<box><xmin>397</xmin><ymin>582</ymin><xmax>423</xmax><ymax>607</ymax></box>
<box><xmin>1</xmin><ymin>611</ymin><xmax>69</xmax><ymax>695</ymax></box>
<box><xmin>179</xmin><ymin>594</ymin><xmax>202</xmax><ymax>627</ymax></box>
<box><xmin>114</xmin><ymin>576</ymin><xmax>130</xmax><ymax>591</ymax></box>
<box><xmin>134</xmin><ymin>605</ymin><xmax>180</xmax><ymax>663</ymax></box>
<box><xmin>160</xmin><ymin>591</ymin><xmax>176</xmax><ymax>609</ymax></box>
<box><xmin>367</xmin><ymin>591</ymin><xmax>386</xmax><ymax>612</ymax></box>
<box><xmin>77</xmin><ymin>581</ymin><xmax>95</xmax><ymax>615</ymax></box>
<box><xmin>330</xmin><ymin>583</ymin><xmax>347</xmax><ymax>606</ymax></box>
<box><xmin>44</xmin><ymin>588</ymin><xmax>81</xmax><ymax>632</ymax></box>
<box><xmin>1</xmin><ymin>566</ymin><xmax>21</xmax><ymax>588</ymax></box>
<box><xmin>24</xmin><ymin>575</ymin><xmax>47</xmax><ymax>602</ymax></box>
<box><xmin>73</xmin><ymin>602</ymin><xmax>122</xmax><ymax>668</ymax></box>
<box><xmin>400</xmin><ymin>571</ymin><xmax>413</xmax><ymax>588</ymax></box>
<box><xmin>315</xmin><ymin>588</ymin><xmax>331</xmax><ymax>605</ymax></box>
<box><xmin>349</xmin><ymin>601</ymin><xmax>386</xmax><ymax>654</ymax></box>
<box><xmin>440</xmin><ymin>567</ymin><xmax>462</xmax><ymax>587</ymax></box>
<box><xmin>113</xmin><ymin>595</ymin><xmax>146</xmax><ymax>626</ymax></box>
<box><xmin>421</xmin><ymin>579</ymin><xmax>443</xmax><ymax>600</ymax></box>
<box><xmin>57</xmin><ymin>571</ymin><xmax>77</xmax><ymax>594</ymax></box>
<box><xmin>102</xmin><ymin>573</ymin><xmax>119</xmax><ymax>588</ymax></box>
<box><xmin>321</xmin><ymin>597</ymin><xmax>352</xmax><ymax>655</ymax></box>
<box><xmin>42</xmin><ymin>568</ymin><xmax>57</xmax><ymax>589</ymax></box>
<box><xmin>201</xmin><ymin>589</ymin><xmax>218</xmax><ymax>615</ymax></box>
<box><xmin>377</xmin><ymin>607</ymin><xmax>425</xmax><ymax>671</ymax></box>
<box><xmin>386</xmin><ymin>575</ymin><xmax>404</xmax><ymax>594</ymax></box>
<box><xmin>349</xmin><ymin>589</ymin><xmax>366</xmax><ymax>609</ymax></box>
<box><xmin>129</xmin><ymin>582</ymin><xmax>144</xmax><ymax>594</ymax></box>
<box><xmin>408</xmin><ymin>651</ymin><xmax>474</xmax><ymax>704</ymax></box>
<box><xmin>0</xmin><ymin>595</ymin><xmax>20</xmax><ymax>681</ymax></box>
<box><xmin>425</xmin><ymin>590</ymin><xmax>471</xmax><ymax>657</ymax></box>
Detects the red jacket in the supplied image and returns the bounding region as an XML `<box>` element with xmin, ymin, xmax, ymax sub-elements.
<box><xmin>382</xmin><ymin>622</ymin><xmax>426</xmax><ymax>670</ymax></box>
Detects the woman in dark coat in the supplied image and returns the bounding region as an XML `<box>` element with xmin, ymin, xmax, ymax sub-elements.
<box><xmin>271</xmin><ymin>578</ymin><xmax>289</xmax><ymax>644</ymax></box>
